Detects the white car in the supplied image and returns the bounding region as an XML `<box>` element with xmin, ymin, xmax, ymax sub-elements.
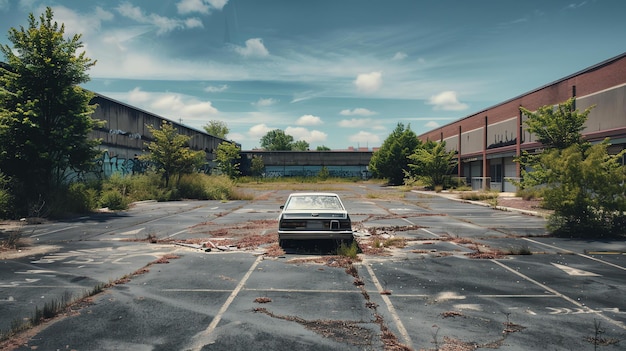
<box><xmin>278</xmin><ymin>192</ymin><xmax>353</xmax><ymax>245</ymax></box>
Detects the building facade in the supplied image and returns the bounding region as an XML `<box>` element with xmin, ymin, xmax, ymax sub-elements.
<box><xmin>88</xmin><ymin>94</ymin><xmax>233</xmax><ymax>178</ymax></box>
<box><xmin>417</xmin><ymin>53</ymin><xmax>626</xmax><ymax>192</ymax></box>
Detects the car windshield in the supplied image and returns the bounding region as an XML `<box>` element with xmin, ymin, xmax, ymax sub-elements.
<box><xmin>285</xmin><ymin>195</ymin><xmax>344</xmax><ymax>210</ymax></box>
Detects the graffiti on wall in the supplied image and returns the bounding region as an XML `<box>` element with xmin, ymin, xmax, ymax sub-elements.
<box><xmin>109</xmin><ymin>129</ymin><xmax>142</xmax><ymax>140</ymax></box>
<box><xmin>96</xmin><ymin>151</ymin><xmax>149</xmax><ymax>178</ymax></box>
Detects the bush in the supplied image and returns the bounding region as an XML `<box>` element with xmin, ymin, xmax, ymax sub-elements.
<box><xmin>516</xmin><ymin>187</ymin><xmax>543</xmax><ymax>201</ymax></box>
<box><xmin>0</xmin><ymin>173</ymin><xmax>14</xmax><ymax>219</ymax></box>
<box><xmin>459</xmin><ymin>191</ymin><xmax>499</xmax><ymax>201</ymax></box>
<box><xmin>99</xmin><ymin>190</ymin><xmax>128</xmax><ymax>210</ymax></box>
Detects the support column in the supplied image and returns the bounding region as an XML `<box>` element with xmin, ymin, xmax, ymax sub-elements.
<box><xmin>482</xmin><ymin>116</ymin><xmax>488</xmax><ymax>190</ymax></box>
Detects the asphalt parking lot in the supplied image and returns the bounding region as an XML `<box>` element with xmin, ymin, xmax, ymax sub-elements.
<box><xmin>1</xmin><ymin>183</ymin><xmax>625</xmax><ymax>350</ymax></box>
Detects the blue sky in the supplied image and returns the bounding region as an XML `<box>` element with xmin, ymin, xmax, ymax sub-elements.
<box><xmin>1</xmin><ymin>0</ymin><xmax>624</xmax><ymax>150</ymax></box>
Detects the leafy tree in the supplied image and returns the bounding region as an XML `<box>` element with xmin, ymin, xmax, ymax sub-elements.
<box><xmin>520</xmin><ymin>97</ymin><xmax>593</xmax><ymax>149</ymax></box>
<box><xmin>527</xmin><ymin>142</ymin><xmax>626</xmax><ymax>236</ymax></box>
<box><xmin>203</xmin><ymin>120</ymin><xmax>229</xmax><ymax>139</ymax></box>
<box><xmin>215</xmin><ymin>141</ymin><xmax>241</xmax><ymax>178</ymax></box>
<box><xmin>250</xmin><ymin>155</ymin><xmax>265</xmax><ymax>181</ymax></box>
<box><xmin>369</xmin><ymin>123</ymin><xmax>420</xmax><ymax>185</ymax></box>
<box><xmin>260</xmin><ymin>129</ymin><xmax>293</xmax><ymax>150</ymax></box>
<box><xmin>292</xmin><ymin>140</ymin><xmax>310</xmax><ymax>151</ymax></box>
<box><xmin>518</xmin><ymin>99</ymin><xmax>626</xmax><ymax>237</ymax></box>
<box><xmin>316</xmin><ymin>145</ymin><xmax>331</xmax><ymax>151</ymax></box>
<box><xmin>0</xmin><ymin>7</ymin><xmax>102</xmax><ymax>214</ymax></box>
<box><xmin>142</xmin><ymin>121</ymin><xmax>205</xmax><ymax>187</ymax></box>
<box><xmin>407</xmin><ymin>141</ymin><xmax>457</xmax><ymax>189</ymax></box>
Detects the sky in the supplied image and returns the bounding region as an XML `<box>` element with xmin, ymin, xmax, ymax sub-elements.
<box><xmin>0</xmin><ymin>0</ymin><xmax>625</xmax><ymax>150</ymax></box>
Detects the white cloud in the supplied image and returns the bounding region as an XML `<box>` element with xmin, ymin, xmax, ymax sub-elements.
<box><xmin>177</xmin><ymin>0</ymin><xmax>210</xmax><ymax>14</ymax></box>
<box><xmin>354</xmin><ymin>71</ymin><xmax>382</xmax><ymax>93</ymax></box>
<box><xmin>150</xmin><ymin>93</ymin><xmax>218</xmax><ymax>118</ymax></box>
<box><xmin>116</xmin><ymin>2</ymin><xmax>186</xmax><ymax>35</ymax></box>
<box><xmin>207</xmin><ymin>0</ymin><xmax>229</xmax><ymax>10</ymax></box>
<box><xmin>285</xmin><ymin>127</ymin><xmax>327</xmax><ymax>143</ymax></box>
<box><xmin>176</xmin><ymin>0</ymin><xmax>228</xmax><ymax>14</ymax></box>
<box><xmin>53</xmin><ymin>5</ymin><xmax>114</xmax><ymax>37</ymax></box>
<box><xmin>338</xmin><ymin>118</ymin><xmax>373</xmax><ymax>128</ymax></box>
<box><xmin>425</xmin><ymin>121</ymin><xmax>440</xmax><ymax>128</ymax></box>
<box><xmin>392</xmin><ymin>52</ymin><xmax>407</xmax><ymax>61</ymax></box>
<box><xmin>248</xmin><ymin>123</ymin><xmax>273</xmax><ymax>139</ymax></box>
<box><xmin>127</xmin><ymin>87</ymin><xmax>152</xmax><ymax>104</ymax></box>
<box><xmin>296</xmin><ymin>115</ymin><xmax>323</xmax><ymax>126</ymax></box>
<box><xmin>234</xmin><ymin>38</ymin><xmax>269</xmax><ymax>58</ymax></box>
<box><xmin>253</xmin><ymin>98</ymin><xmax>278</xmax><ymax>107</ymax></box>
<box><xmin>340</xmin><ymin>108</ymin><xmax>376</xmax><ymax>116</ymax></box>
<box><xmin>204</xmin><ymin>84</ymin><xmax>229</xmax><ymax>93</ymax></box>
<box><xmin>184</xmin><ymin>17</ymin><xmax>204</xmax><ymax>29</ymax></box>
<box><xmin>349</xmin><ymin>131</ymin><xmax>381</xmax><ymax>145</ymax></box>
<box><xmin>427</xmin><ymin>91</ymin><xmax>469</xmax><ymax>111</ymax></box>
<box><xmin>115</xmin><ymin>88</ymin><xmax>218</xmax><ymax>124</ymax></box>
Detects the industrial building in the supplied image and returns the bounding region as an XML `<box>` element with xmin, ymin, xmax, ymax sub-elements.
<box><xmin>417</xmin><ymin>52</ymin><xmax>626</xmax><ymax>192</ymax></box>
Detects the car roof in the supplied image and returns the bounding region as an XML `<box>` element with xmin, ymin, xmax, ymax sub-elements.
<box><xmin>287</xmin><ymin>192</ymin><xmax>340</xmax><ymax>197</ymax></box>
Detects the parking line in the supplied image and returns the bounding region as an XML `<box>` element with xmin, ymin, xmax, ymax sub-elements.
<box><xmin>30</xmin><ymin>226</ymin><xmax>78</xmax><ymax>238</ymax></box>
<box><xmin>189</xmin><ymin>255</ymin><xmax>263</xmax><ymax>351</ymax></box>
<box><xmin>364</xmin><ymin>263</ymin><xmax>413</xmax><ymax>349</ymax></box>
<box><xmin>419</xmin><ymin>228</ymin><xmax>441</xmax><ymax>238</ymax></box>
<box><xmin>491</xmin><ymin>259</ymin><xmax>626</xmax><ymax>330</ymax></box>
<box><xmin>523</xmin><ymin>238</ymin><xmax>626</xmax><ymax>271</ymax></box>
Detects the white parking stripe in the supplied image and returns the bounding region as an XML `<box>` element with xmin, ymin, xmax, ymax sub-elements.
<box><xmin>30</xmin><ymin>226</ymin><xmax>78</xmax><ymax>238</ymax></box>
<box><xmin>189</xmin><ymin>255</ymin><xmax>263</xmax><ymax>351</ymax></box>
<box><xmin>491</xmin><ymin>259</ymin><xmax>626</xmax><ymax>330</ymax></box>
<box><xmin>419</xmin><ymin>228</ymin><xmax>441</xmax><ymax>238</ymax></box>
<box><xmin>364</xmin><ymin>262</ymin><xmax>413</xmax><ymax>349</ymax></box>
<box><xmin>523</xmin><ymin>238</ymin><xmax>626</xmax><ymax>271</ymax></box>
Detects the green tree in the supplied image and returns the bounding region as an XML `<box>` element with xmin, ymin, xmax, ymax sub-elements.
<box><xmin>527</xmin><ymin>142</ymin><xmax>626</xmax><ymax>236</ymax></box>
<box><xmin>520</xmin><ymin>97</ymin><xmax>593</xmax><ymax>149</ymax></box>
<box><xmin>260</xmin><ymin>129</ymin><xmax>294</xmax><ymax>150</ymax></box>
<box><xmin>143</xmin><ymin>121</ymin><xmax>205</xmax><ymax>187</ymax></box>
<box><xmin>203</xmin><ymin>120</ymin><xmax>229</xmax><ymax>139</ymax></box>
<box><xmin>316</xmin><ymin>145</ymin><xmax>331</xmax><ymax>151</ymax></box>
<box><xmin>215</xmin><ymin>141</ymin><xmax>241</xmax><ymax>178</ymax></box>
<box><xmin>407</xmin><ymin>141</ymin><xmax>457</xmax><ymax>189</ymax></box>
<box><xmin>369</xmin><ymin>123</ymin><xmax>420</xmax><ymax>185</ymax></box>
<box><xmin>250</xmin><ymin>155</ymin><xmax>265</xmax><ymax>181</ymax></box>
<box><xmin>518</xmin><ymin>99</ymin><xmax>626</xmax><ymax>237</ymax></box>
<box><xmin>292</xmin><ymin>140</ymin><xmax>310</xmax><ymax>151</ymax></box>
<box><xmin>0</xmin><ymin>7</ymin><xmax>102</xmax><ymax>214</ymax></box>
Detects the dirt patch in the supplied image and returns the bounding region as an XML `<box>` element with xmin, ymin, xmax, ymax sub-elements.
<box><xmin>254</xmin><ymin>307</ymin><xmax>376</xmax><ymax>347</ymax></box>
<box><xmin>0</xmin><ymin>243</ymin><xmax>60</xmax><ymax>260</ymax></box>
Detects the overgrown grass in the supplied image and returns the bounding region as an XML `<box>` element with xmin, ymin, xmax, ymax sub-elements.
<box><xmin>459</xmin><ymin>191</ymin><xmax>499</xmax><ymax>201</ymax></box>
<box><xmin>0</xmin><ymin>282</ymin><xmax>107</xmax><ymax>343</ymax></box>
<box><xmin>336</xmin><ymin>240</ymin><xmax>359</xmax><ymax>258</ymax></box>
<box><xmin>516</xmin><ymin>187</ymin><xmax>543</xmax><ymax>201</ymax></box>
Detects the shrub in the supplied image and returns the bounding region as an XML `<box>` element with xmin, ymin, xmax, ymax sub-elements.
<box><xmin>516</xmin><ymin>187</ymin><xmax>543</xmax><ymax>201</ymax></box>
<box><xmin>99</xmin><ymin>189</ymin><xmax>128</xmax><ymax>210</ymax></box>
<box><xmin>459</xmin><ymin>191</ymin><xmax>499</xmax><ymax>201</ymax></box>
<box><xmin>337</xmin><ymin>240</ymin><xmax>359</xmax><ymax>258</ymax></box>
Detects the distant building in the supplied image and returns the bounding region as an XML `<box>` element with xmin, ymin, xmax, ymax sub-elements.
<box><xmin>417</xmin><ymin>52</ymin><xmax>626</xmax><ymax>192</ymax></box>
<box><xmin>240</xmin><ymin>150</ymin><xmax>373</xmax><ymax>179</ymax></box>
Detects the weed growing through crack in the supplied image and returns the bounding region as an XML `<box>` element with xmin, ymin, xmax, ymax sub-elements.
<box><xmin>585</xmin><ymin>319</ymin><xmax>620</xmax><ymax>349</ymax></box>
<box><xmin>337</xmin><ymin>240</ymin><xmax>359</xmax><ymax>259</ymax></box>
<box><xmin>0</xmin><ymin>254</ymin><xmax>180</xmax><ymax>344</ymax></box>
